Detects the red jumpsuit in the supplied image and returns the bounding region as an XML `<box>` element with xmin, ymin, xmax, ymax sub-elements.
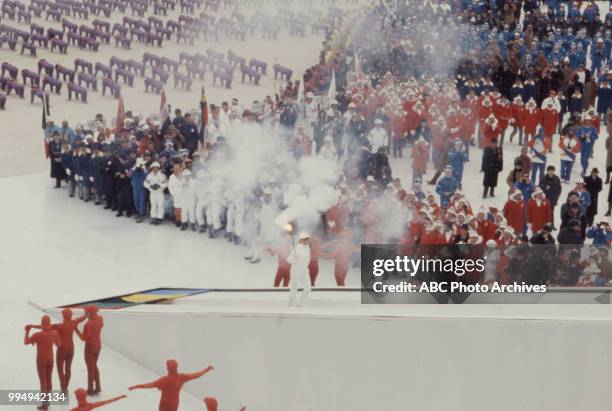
<box><xmin>322</xmin><ymin>235</ymin><xmax>356</xmax><ymax>286</ymax></box>
<box><xmin>482</xmin><ymin>120</ymin><xmax>501</xmax><ymax>147</ymax></box>
<box><xmin>269</xmin><ymin>240</ymin><xmax>292</xmax><ymax>287</ymax></box>
<box><xmin>54</xmin><ymin>313</ymin><xmax>86</xmax><ymax>391</ymax></box>
<box><xmin>130</xmin><ymin>362</ymin><xmax>213</xmax><ymax>411</ymax></box>
<box><xmin>308</xmin><ymin>235</ymin><xmax>320</xmax><ymax>286</ymax></box>
<box><xmin>70</xmin><ymin>389</ymin><xmax>126</xmax><ymax>411</ymax></box>
<box><xmin>25</xmin><ymin>321</ymin><xmax>61</xmax><ymax>411</ymax></box>
<box><xmin>78</xmin><ymin>314</ymin><xmax>104</xmax><ymax>395</ymax></box>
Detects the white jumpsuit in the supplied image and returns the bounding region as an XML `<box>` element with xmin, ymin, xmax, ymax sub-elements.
<box><xmin>168</xmin><ymin>173</ymin><xmax>184</xmax><ymax>212</ymax></box>
<box><xmin>287</xmin><ymin>243</ymin><xmax>312</xmax><ymax>306</ymax></box>
<box><xmin>181</xmin><ymin>177</ymin><xmax>198</xmax><ymax>224</ymax></box>
<box><xmin>144</xmin><ymin>171</ymin><xmax>168</xmax><ymax>219</ymax></box>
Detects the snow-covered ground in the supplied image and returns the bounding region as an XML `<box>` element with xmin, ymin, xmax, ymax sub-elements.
<box><xmin>1</xmin><ymin>1</ymin><xmax>611</xmax><ymax>410</ymax></box>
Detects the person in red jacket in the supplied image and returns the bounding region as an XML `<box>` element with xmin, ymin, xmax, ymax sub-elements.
<box><xmin>526</xmin><ymin>188</ymin><xmax>553</xmax><ymax>235</ymax></box>
<box><xmin>24</xmin><ymin>315</ymin><xmax>61</xmax><ymax>411</ymax></box>
<box><xmin>267</xmin><ymin>236</ymin><xmax>292</xmax><ymax>287</ymax></box>
<box><xmin>482</xmin><ymin>114</ymin><xmax>501</xmax><ymax>147</ymax></box>
<box><xmin>308</xmin><ymin>233</ymin><xmax>321</xmax><ymax>286</ymax></box>
<box><xmin>75</xmin><ymin>305</ymin><xmax>103</xmax><ymax>395</ymax></box>
<box><xmin>509</xmin><ymin>96</ymin><xmax>525</xmax><ymax>145</ymax></box>
<box><xmin>503</xmin><ymin>190</ymin><xmax>525</xmax><ymax>235</ymax></box>
<box><xmin>411</xmin><ymin>136</ymin><xmax>429</xmax><ymax>183</ymax></box>
<box><xmin>540</xmin><ymin>101</ymin><xmax>559</xmax><ymax>147</ymax></box>
<box><xmin>522</xmin><ymin>98</ymin><xmax>541</xmax><ymax>142</ymax></box>
<box><xmin>70</xmin><ymin>388</ymin><xmax>126</xmax><ymax>411</ymax></box>
<box><xmin>493</xmin><ymin>97</ymin><xmax>512</xmax><ymax>146</ymax></box>
<box><xmin>130</xmin><ymin>360</ymin><xmax>214</xmax><ymax>411</ymax></box>
<box><xmin>476</xmin><ymin>207</ymin><xmax>497</xmax><ymax>241</ymax></box>
<box><xmin>459</xmin><ymin>106</ymin><xmax>476</xmax><ymax>157</ymax></box>
<box><xmin>320</xmin><ymin>230</ymin><xmax>358</xmax><ymax>286</ymax></box>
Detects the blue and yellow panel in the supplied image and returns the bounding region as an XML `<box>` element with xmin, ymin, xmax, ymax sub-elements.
<box><xmin>61</xmin><ymin>288</ymin><xmax>210</xmax><ymax>310</ymax></box>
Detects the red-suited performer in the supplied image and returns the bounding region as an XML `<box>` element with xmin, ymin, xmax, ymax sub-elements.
<box><xmin>203</xmin><ymin>397</ymin><xmax>246</xmax><ymax>411</ymax></box>
<box><xmin>70</xmin><ymin>388</ymin><xmax>126</xmax><ymax>411</ymax></box>
<box><xmin>30</xmin><ymin>308</ymin><xmax>86</xmax><ymax>392</ymax></box>
<box><xmin>320</xmin><ymin>230</ymin><xmax>359</xmax><ymax>286</ymax></box>
<box><xmin>75</xmin><ymin>305</ymin><xmax>104</xmax><ymax>395</ymax></box>
<box><xmin>129</xmin><ymin>360</ymin><xmax>214</xmax><ymax>411</ymax></box>
<box><xmin>24</xmin><ymin>315</ymin><xmax>61</xmax><ymax>411</ymax></box>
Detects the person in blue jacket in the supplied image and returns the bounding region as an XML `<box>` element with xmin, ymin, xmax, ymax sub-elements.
<box><xmin>435</xmin><ymin>166</ymin><xmax>459</xmax><ymax>209</ymax></box>
<box><xmin>447</xmin><ymin>140</ymin><xmax>469</xmax><ymax>188</ymax></box>
<box><xmin>577</xmin><ymin>116</ymin><xmax>598</xmax><ymax>175</ymax></box>
<box><xmin>586</xmin><ymin>222</ymin><xmax>611</xmax><ymax>245</ymax></box>
<box><xmin>513</xmin><ymin>172</ymin><xmax>535</xmax><ymax>205</ymax></box>
<box><xmin>130</xmin><ymin>158</ymin><xmax>148</xmax><ymax>223</ymax></box>
<box><xmin>90</xmin><ymin>144</ymin><xmax>106</xmax><ymax>205</ymax></box>
<box><xmin>74</xmin><ymin>144</ymin><xmax>94</xmax><ymax>202</ymax></box>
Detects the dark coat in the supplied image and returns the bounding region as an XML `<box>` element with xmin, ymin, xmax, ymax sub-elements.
<box><xmin>481</xmin><ymin>146</ymin><xmax>504</xmax><ymax>187</ymax></box>
<box><xmin>583</xmin><ymin>175</ymin><xmax>603</xmax><ymax>215</ymax></box>
<box><xmin>539</xmin><ymin>174</ymin><xmax>562</xmax><ymax>207</ymax></box>
<box><xmin>48</xmin><ymin>141</ymin><xmax>66</xmax><ymax>180</ymax></box>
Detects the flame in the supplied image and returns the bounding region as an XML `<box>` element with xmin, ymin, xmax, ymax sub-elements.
<box><xmin>282</xmin><ymin>223</ymin><xmax>293</xmax><ymax>233</ymax></box>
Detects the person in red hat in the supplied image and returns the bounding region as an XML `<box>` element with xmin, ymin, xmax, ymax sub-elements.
<box><xmin>526</xmin><ymin>188</ymin><xmax>553</xmax><ymax>235</ymax></box>
<box><xmin>129</xmin><ymin>360</ymin><xmax>214</xmax><ymax>411</ymax></box>
<box><xmin>503</xmin><ymin>190</ymin><xmax>525</xmax><ymax>235</ymax></box>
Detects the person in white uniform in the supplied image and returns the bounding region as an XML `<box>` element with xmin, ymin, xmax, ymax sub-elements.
<box><xmin>288</xmin><ymin>232</ymin><xmax>313</xmax><ymax>307</ymax></box>
<box><xmin>144</xmin><ymin>162</ymin><xmax>168</xmax><ymax>225</ymax></box>
<box><xmin>368</xmin><ymin>118</ymin><xmax>388</xmax><ymax>153</ymax></box>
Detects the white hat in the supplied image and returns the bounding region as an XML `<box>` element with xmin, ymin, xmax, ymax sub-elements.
<box><xmin>136</xmin><ymin>158</ymin><xmax>146</xmax><ymax>166</ymax></box>
<box><xmin>366</xmin><ymin>175</ymin><xmax>376</xmax><ymax>182</ymax></box>
<box><xmin>324</xmin><ymin>135</ymin><xmax>333</xmax><ymax>143</ymax></box>
<box><xmin>306</xmin><ymin>92</ymin><xmax>314</xmax><ymax>98</ymax></box>
<box><xmin>486</xmin><ymin>239</ymin><xmax>497</xmax><ymax>247</ymax></box>
<box><xmin>150</xmin><ymin>161</ymin><xmax>160</xmax><ymax>168</ymax></box>
<box><xmin>374</xmin><ymin>118</ymin><xmax>383</xmax><ymax>125</ymax></box>
<box><xmin>183</xmin><ymin>169</ymin><xmax>192</xmax><ymax>176</ymax></box>
<box><xmin>298</xmin><ymin>232</ymin><xmax>310</xmax><ymax>240</ymax></box>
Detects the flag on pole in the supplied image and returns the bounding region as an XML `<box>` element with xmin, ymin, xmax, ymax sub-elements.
<box><xmin>326</xmin><ymin>69</ymin><xmax>336</xmax><ymax>108</ymax></box>
<box><xmin>296</xmin><ymin>76</ymin><xmax>305</xmax><ymax>116</ymax></box>
<box><xmin>159</xmin><ymin>89</ymin><xmax>171</xmax><ymax>137</ymax></box>
<box><xmin>115</xmin><ymin>97</ymin><xmax>125</xmax><ymax>133</ymax></box>
<box><xmin>41</xmin><ymin>96</ymin><xmax>49</xmax><ymax>159</ymax></box>
<box><xmin>200</xmin><ymin>86</ymin><xmax>209</xmax><ymax>149</ymax></box>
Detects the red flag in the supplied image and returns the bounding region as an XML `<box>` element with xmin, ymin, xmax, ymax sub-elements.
<box><xmin>115</xmin><ymin>97</ymin><xmax>125</xmax><ymax>133</ymax></box>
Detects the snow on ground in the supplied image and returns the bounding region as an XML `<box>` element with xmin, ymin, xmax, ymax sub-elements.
<box><xmin>0</xmin><ymin>1</ymin><xmax>331</xmax><ymax>177</ymax></box>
